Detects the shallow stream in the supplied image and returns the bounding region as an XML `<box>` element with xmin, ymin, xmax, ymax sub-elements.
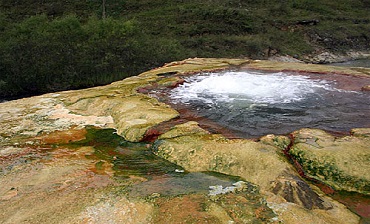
<box><xmin>74</xmin><ymin>128</ymin><xmax>244</xmax><ymax>198</ymax></box>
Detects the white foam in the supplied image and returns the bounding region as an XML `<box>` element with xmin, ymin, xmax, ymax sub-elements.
<box><xmin>170</xmin><ymin>71</ymin><xmax>336</xmax><ymax>105</ymax></box>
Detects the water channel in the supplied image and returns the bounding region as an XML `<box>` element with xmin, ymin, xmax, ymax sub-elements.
<box><xmin>75</xmin><ymin>128</ymin><xmax>245</xmax><ymax>198</ymax></box>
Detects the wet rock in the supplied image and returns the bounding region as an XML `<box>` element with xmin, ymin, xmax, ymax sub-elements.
<box><xmin>154</xmin><ymin>122</ymin><xmax>360</xmax><ymax>223</ymax></box>
<box><xmin>362</xmin><ymin>85</ymin><xmax>370</xmax><ymax>91</ymax></box>
<box><xmin>351</xmin><ymin>128</ymin><xmax>370</xmax><ymax>138</ymax></box>
<box><xmin>271</xmin><ymin>173</ymin><xmax>333</xmax><ymax>210</ymax></box>
<box><xmin>158</xmin><ymin>121</ymin><xmax>210</xmax><ymax>139</ymax></box>
<box><xmin>153</xmin><ymin>122</ymin><xmax>294</xmax><ymax>191</ymax></box>
<box><xmin>151</xmin><ymin>189</ymin><xmax>277</xmax><ymax>224</ymax></box>
<box><xmin>290</xmin><ymin>128</ymin><xmax>370</xmax><ymax>195</ymax></box>
<box><xmin>110</xmin><ymin>95</ymin><xmax>179</xmax><ymax>142</ymax></box>
<box><xmin>58</xmin><ymin>88</ymin><xmax>180</xmax><ymax>142</ymax></box>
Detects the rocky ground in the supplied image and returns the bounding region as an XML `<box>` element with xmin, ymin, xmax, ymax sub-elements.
<box><xmin>0</xmin><ymin>58</ymin><xmax>369</xmax><ymax>223</ymax></box>
<box><xmin>269</xmin><ymin>51</ymin><xmax>370</xmax><ymax>65</ymax></box>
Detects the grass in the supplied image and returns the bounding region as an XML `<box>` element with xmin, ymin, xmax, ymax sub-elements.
<box><xmin>0</xmin><ymin>0</ymin><xmax>369</xmax><ymax>99</ymax></box>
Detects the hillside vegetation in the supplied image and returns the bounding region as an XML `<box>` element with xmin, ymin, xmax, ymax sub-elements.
<box><xmin>0</xmin><ymin>0</ymin><xmax>369</xmax><ymax>99</ymax></box>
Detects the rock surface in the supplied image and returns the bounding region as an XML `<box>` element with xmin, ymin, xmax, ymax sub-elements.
<box><xmin>1</xmin><ymin>58</ymin><xmax>369</xmax><ymax>223</ymax></box>
<box><xmin>153</xmin><ymin>122</ymin><xmax>360</xmax><ymax>223</ymax></box>
<box><xmin>303</xmin><ymin>51</ymin><xmax>370</xmax><ymax>64</ymax></box>
<box><xmin>290</xmin><ymin>128</ymin><xmax>370</xmax><ymax>195</ymax></box>
<box><xmin>362</xmin><ymin>85</ymin><xmax>370</xmax><ymax>91</ymax></box>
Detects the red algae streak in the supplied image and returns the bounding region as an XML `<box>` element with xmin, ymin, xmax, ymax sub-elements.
<box><xmin>142</xmin><ymin>129</ymin><xmax>163</xmax><ymax>142</ymax></box>
<box><xmin>34</xmin><ymin>127</ymin><xmax>87</xmax><ymax>145</ymax></box>
<box><xmin>333</xmin><ymin>193</ymin><xmax>370</xmax><ymax>218</ymax></box>
<box><xmin>142</xmin><ymin>105</ymin><xmax>245</xmax><ymax>142</ymax></box>
<box><xmin>283</xmin><ymin>134</ymin><xmax>336</xmax><ymax>195</ymax></box>
<box><xmin>315</xmin><ymin>183</ymin><xmax>335</xmax><ymax>195</ymax></box>
<box><xmin>1</xmin><ymin>128</ymin><xmax>88</xmax><ymax>163</ymax></box>
<box><xmin>300</xmin><ymin>72</ymin><xmax>370</xmax><ymax>92</ymax></box>
<box><xmin>175</xmin><ymin>106</ymin><xmax>246</xmax><ymax>139</ymax></box>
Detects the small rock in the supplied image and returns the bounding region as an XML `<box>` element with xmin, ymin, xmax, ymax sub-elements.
<box><xmin>149</xmin><ymin>193</ymin><xmax>161</xmax><ymax>199</ymax></box>
<box><xmin>209</xmin><ymin>181</ymin><xmax>249</xmax><ymax>196</ymax></box>
<box><xmin>271</xmin><ymin>174</ymin><xmax>332</xmax><ymax>210</ymax></box>
<box><xmin>1</xmin><ymin>188</ymin><xmax>18</xmax><ymax>201</ymax></box>
<box><xmin>361</xmin><ymin>85</ymin><xmax>370</xmax><ymax>91</ymax></box>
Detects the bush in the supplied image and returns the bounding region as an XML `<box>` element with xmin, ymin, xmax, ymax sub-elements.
<box><xmin>0</xmin><ymin>0</ymin><xmax>369</xmax><ymax>99</ymax></box>
<box><xmin>0</xmin><ymin>14</ymin><xmax>185</xmax><ymax>98</ymax></box>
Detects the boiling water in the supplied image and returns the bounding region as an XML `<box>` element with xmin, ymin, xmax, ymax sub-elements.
<box><xmin>170</xmin><ymin>71</ymin><xmax>370</xmax><ymax>137</ymax></box>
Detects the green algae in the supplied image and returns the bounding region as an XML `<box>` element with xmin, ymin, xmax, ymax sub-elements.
<box><xmin>290</xmin><ymin>143</ymin><xmax>370</xmax><ymax>195</ymax></box>
<box><xmin>291</xmin><ymin>147</ymin><xmax>370</xmax><ymax>194</ymax></box>
<box><xmin>68</xmin><ymin>127</ymin><xmax>183</xmax><ymax>180</ymax></box>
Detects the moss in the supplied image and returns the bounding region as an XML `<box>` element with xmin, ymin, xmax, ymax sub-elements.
<box><xmin>95</xmin><ymin>161</ymin><xmax>105</xmax><ymax>170</ymax></box>
<box><xmin>290</xmin><ymin>145</ymin><xmax>370</xmax><ymax>194</ymax></box>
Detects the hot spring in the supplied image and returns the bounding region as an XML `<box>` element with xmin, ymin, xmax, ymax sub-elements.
<box><xmin>169</xmin><ymin>70</ymin><xmax>370</xmax><ymax>138</ymax></box>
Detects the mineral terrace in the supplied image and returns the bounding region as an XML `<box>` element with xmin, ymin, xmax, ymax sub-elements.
<box><xmin>0</xmin><ymin>58</ymin><xmax>369</xmax><ymax>223</ymax></box>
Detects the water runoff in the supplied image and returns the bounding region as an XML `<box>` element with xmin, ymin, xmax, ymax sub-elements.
<box><xmin>170</xmin><ymin>71</ymin><xmax>370</xmax><ymax>138</ymax></box>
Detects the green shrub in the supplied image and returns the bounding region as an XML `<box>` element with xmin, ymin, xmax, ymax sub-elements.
<box><xmin>0</xmin><ymin>14</ymin><xmax>187</xmax><ymax>98</ymax></box>
<box><xmin>0</xmin><ymin>0</ymin><xmax>369</xmax><ymax>99</ymax></box>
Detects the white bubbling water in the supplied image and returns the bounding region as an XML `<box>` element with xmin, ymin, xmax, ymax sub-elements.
<box><xmin>171</xmin><ymin>71</ymin><xmax>336</xmax><ymax>105</ymax></box>
<box><xmin>168</xmin><ymin>71</ymin><xmax>370</xmax><ymax>137</ymax></box>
